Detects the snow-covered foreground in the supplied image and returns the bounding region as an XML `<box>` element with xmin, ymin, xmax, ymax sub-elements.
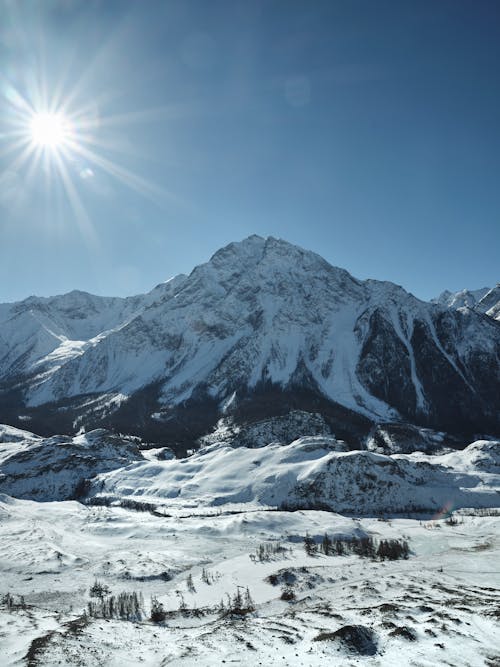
<box><xmin>0</xmin><ymin>495</ymin><xmax>499</xmax><ymax>666</ymax></box>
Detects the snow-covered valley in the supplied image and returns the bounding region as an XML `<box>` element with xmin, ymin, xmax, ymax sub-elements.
<box><xmin>0</xmin><ymin>422</ymin><xmax>499</xmax><ymax>666</ymax></box>
<box><xmin>1</xmin><ymin>495</ymin><xmax>499</xmax><ymax>666</ymax></box>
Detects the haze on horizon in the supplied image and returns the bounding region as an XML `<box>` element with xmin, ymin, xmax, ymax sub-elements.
<box><xmin>0</xmin><ymin>0</ymin><xmax>498</xmax><ymax>303</ymax></box>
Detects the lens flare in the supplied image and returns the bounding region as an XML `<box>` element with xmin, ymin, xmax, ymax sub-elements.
<box><xmin>0</xmin><ymin>3</ymin><xmax>181</xmax><ymax>246</ymax></box>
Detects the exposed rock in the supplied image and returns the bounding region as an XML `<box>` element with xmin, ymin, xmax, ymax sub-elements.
<box><xmin>313</xmin><ymin>624</ymin><xmax>378</xmax><ymax>655</ymax></box>
<box><xmin>0</xmin><ymin>427</ymin><xmax>143</xmax><ymax>501</ymax></box>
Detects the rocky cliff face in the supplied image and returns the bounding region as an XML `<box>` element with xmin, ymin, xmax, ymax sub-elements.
<box><xmin>0</xmin><ymin>236</ymin><xmax>498</xmax><ymax>450</ymax></box>
<box><xmin>476</xmin><ymin>285</ymin><xmax>500</xmax><ymax>320</ymax></box>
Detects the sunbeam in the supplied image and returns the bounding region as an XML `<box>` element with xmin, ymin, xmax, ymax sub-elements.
<box><xmin>0</xmin><ymin>47</ymin><xmax>180</xmax><ymax>243</ymax></box>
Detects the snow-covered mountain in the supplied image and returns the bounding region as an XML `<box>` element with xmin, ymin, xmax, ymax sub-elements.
<box><xmin>432</xmin><ymin>287</ymin><xmax>491</xmax><ymax>309</ymax></box>
<box><xmin>0</xmin><ymin>236</ymin><xmax>498</xmax><ymax>448</ymax></box>
<box><xmin>433</xmin><ymin>284</ymin><xmax>500</xmax><ymax>321</ymax></box>
<box><xmin>476</xmin><ymin>284</ymin><xmax>500</xmax><ymax>320</ymax></box>
<box><xmin>0</xmin><ymin>276</ymin><xmax>187</xmax><ymax>383</ymax></box>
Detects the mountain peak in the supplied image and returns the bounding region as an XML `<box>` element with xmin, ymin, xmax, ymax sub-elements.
<box><xmin>1</xmin><ymin>236</ymin><xmax>499</xmax><ymax>446</ymax></box>
<box><xmin>208</xmin><ymin>235</ymin><xmax>267</xmax><ymax>267</ymax></box>
<box><xmin>432</xmin><ymin>287</ymin><xmax>491</xmax><ymax>309</ymax></box>
<box><xmin>208</xmin><ymin>235</ymin><xmax>345</xmax><ymax>277</ymax></box>
<box><xmin>432</xmin><ymin>285</ymin><xmax>499</xmax><ymax>321</ymax></box>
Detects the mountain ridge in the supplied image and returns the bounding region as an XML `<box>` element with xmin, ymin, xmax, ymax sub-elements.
<box><xmin>432</xmin><ymin>284</ymin><xmax>500</xmax><ymax>321</ymax></box>
<box><xmin>0</xmin><ymin>236</ymin><xmax>498</xmax><ymax>450</ymax></box>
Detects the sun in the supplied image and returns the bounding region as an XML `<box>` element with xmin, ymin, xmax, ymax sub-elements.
<box><xmin>29</xmin><ymin>112</ymin><xmax>72</xmax><ymax>149</ymax></box>
<box><xmin>1</xmin><ymin>67</ymin><xmax>175</xmax><ymax>246</ymax></box>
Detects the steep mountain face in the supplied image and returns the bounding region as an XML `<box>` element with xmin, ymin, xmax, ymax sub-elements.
<box><xmin>0</xmin><ymin>236</ymin><xmax>499</xmax><ymax>449</ymax></box>
<box><xmin>476</xmin><ymin>285</ymin><xmax>500</xmax><ymax>321</ymax></box>
<box><xmin>0</xmin><ymin>276</ymin><xmax>187</xmax><ymax>384</ymax></box>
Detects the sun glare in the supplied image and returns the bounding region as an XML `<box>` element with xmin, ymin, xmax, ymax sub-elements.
<box><xmin>1</xmin><ymin>49</ymin><xmax>175</xmax><ymax>246</ymax></box>
<box><xmin>30</xmin><ymin>112</ymin><xmax>71</xmax><ymax>149</ymax></box>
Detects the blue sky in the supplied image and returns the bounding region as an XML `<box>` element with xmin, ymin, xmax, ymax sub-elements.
<box><xmin>0</xmin><ymin>0</ymin><xmax>498</xmax><ymax>302</ymax></box>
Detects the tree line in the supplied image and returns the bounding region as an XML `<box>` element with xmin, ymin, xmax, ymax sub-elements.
<box><xmin>304</xmin><ymin>533</ymin><xmax>410</xmax><ymax>560</ymax></box>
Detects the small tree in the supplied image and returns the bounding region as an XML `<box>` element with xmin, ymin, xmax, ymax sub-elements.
<box><xmin>232</xmin><ymin>588</ymin><xmax>243</xmax><ymax>613</ymax></box>
<box><xmin>89</xmin><ymin>580</ymin><xmax>111</xmax><ymax>599</ymax></box>
<box><xmin>321</xmin><ymin>533</ymin><xmax>332</xmax><ymax>555</ymax></box>
<box><xmin>243</xmin><ymin>587</ymin><xmax>255</xmax><ymax>612</ymax></box>
<box><xmin>353</xmin><ymin>537</ymin><xmax>375</xmax><ymax>559</ymax></box>
<box><xmin>335</xmin><ymin>539</ymin><xmax>344</xmax><ymax>556</ymax></box>
<box><xmin>177</xmin><ymin>591</ymin><xmax>187</xmax><ymax>614</ymax></box>
<box><xmin>221</xmin><ymin>586</ymin><xmax>255</xmax><ymax>616</ymax></box>
<box><xmin>304</xmin><ymin>533</ymin><xmax>317</xmax><ymax>556</ymax></box>
<box><xmin>150</xmin><ymin>596</ymin><xmax>167</xmax><ymax>623</ymax></box>
<box><xmin>186</xmin><ymin>573</ymin><xmax>196</xmax><ymax>593</ymax></box>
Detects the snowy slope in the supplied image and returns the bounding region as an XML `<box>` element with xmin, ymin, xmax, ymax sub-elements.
<box><xmin>0</xmin><ymin>426</ymin><xmax>143</xmax><ymax>501</ymax></box>
<box><xmin>0</xmin><ymin>422</ymin><xmax>498</xmax><ymax>666</ymax></box>
<box><xmin>1</xmin><ymin>494</ymin><xmax>499</xmax><ymax>666</ymax></box>
<box><xmin>2</xmin><ymin>420</ymin><xmax>498</xmax><ymax>514</ymax></box>
<box><xmin>87</xmin><ymin>436</ymin><xmax>500</xmax><ymax>515</ymax></box>
<box><xmin>0</xmin><ymin>276</ymin><xmax>186</xmax><ymax>382</ymax></box>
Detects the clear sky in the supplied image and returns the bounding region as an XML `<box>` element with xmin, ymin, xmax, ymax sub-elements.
<box><xmin>0</xmin><ymin>0</ymin><xmax>498</xmax><ymax>303</ymax></box>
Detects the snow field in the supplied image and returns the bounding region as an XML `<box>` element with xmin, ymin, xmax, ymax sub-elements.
<box><xmin>0</xmin><ymin>496</ymin><xmax>499</xmax><ymax>666</ymax></box>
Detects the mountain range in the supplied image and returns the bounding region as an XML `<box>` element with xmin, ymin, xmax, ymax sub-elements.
<box><xmin>1</xmin><ymin>235</ymin><xmax>498</xmax><ymax>453</ymax></box>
